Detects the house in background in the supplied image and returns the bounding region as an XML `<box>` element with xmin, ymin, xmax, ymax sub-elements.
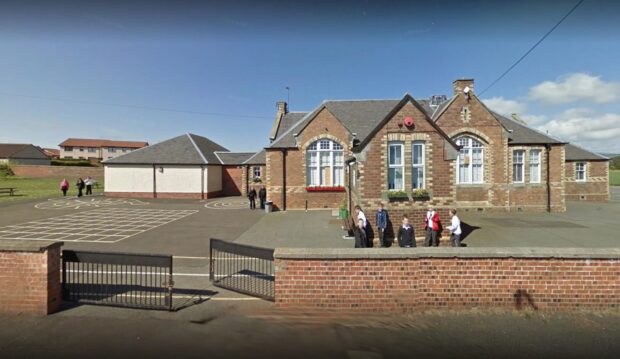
<box><xmin>0</xmin><ymin>144</ymin><xmax>51</xmax><ymax>165</ymax></box>
<box><xmin>59</xmin><ymin>138</ymin><xmax>148</xmax><ymax>161</ymax></box>
<box><xmin>103</xmin><ymin>133</ymin><xmax>265</xmax><ymax>199</ymax></box>
<box><xmin>41</xmin><ymin>148</ymin><xmax>60</xmax><ymax>159</ymax></box>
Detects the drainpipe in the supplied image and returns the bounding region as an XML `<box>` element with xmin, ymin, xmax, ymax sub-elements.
<box><xmin>545</xmin><ymin>144</ymin><xmax>552</xmax><ymax>213</ymax></box>
<box><xmin>281</xmin><ymin>149</ymin><xmax>287</xmax><ymax>211</ymax></box>
<box><xmin>345</xmin><ymin>157</ymin><xmax>357</xmax><ymax>214</ymax></box>
<box><xmin>152</xmin><ymin>164</ymin><xmax>157</xmax><ymax>198</ymax></box>
<box><xmin>201</xmin><ymin>165</ymin><xmax>205</xmax><ymax>200</ymax></box>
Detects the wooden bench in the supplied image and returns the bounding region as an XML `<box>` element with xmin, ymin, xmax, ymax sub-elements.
<box><xmin>0</xmin><ymin>187</ymin><xmax>17</xmax><ymax>196</ymax></box>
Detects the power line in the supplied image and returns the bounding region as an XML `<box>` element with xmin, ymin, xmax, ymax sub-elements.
<box><xmin>478</xmin><ymin>0</ymin><xmax>586</xmax><ymax>96</ymax></box>
<box><xmin>0</xmin><ymin>91</ymin><xmax>272</xmax><ymax>119</ymax></box>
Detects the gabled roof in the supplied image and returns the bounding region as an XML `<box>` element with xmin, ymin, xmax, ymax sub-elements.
<box><xmin>215</xmin><ymin>152</ymin><xmax>255</xmax><ymax>165</ymax></box>
<box><xmin>268</xmin><ymin>99</ymin><xmax>401</xmax><ymax>149</ymax></box>
<box><xmin>565</xmin><ymin>143</ymin><xmax>609</xmax><ymax>161</ymax></box>
<box><xmin>271</xmin><ymin>112</ymin><xmax>307</xmax><ymax>141</ymax></box>
<box><xmin>0</xmin><ymin>144</ymin><xmax>48</xmax><ymax>159</ymax></box>
<box><xmin>244</xmin><ymin>149</ymin><xmax>266</xmax><ymax>165</ymax></box>
<box><xmin>491</xmin><ymin>112</ymin><xmax>565</xmax><ymax>145</ymax></box>
<box><xmin>103</xmin><ymin>133</ymin><xmax>228</xmax><ymax>165</ymax></box>
<box><xmin>59</xmin><ymin>138</ymin><xmax>148</xmax><ymax>148</ymax></box>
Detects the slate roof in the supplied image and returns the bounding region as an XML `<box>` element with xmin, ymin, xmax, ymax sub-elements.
<box><xmin>244</xmin><ymin>149</ymin><xmax>266</xmax><ymax>165</ymax></box>
<box><xmin>565</xmin><ymin>143</ymin><xmax>609</xmax><ymax>161</ymax></box>
<box><xmin>0</xmin><ymin>144</ymin><xmax>48</xmax><ymax>159</ymax></box>
<box><xmin>103</xmin><ymin>133</ymin><xmax>228</xmax><ymax>165</ymax></box>
<box><xmin>490</xmin><ymin>112</ymin><xmax>564</xmax><ymax>145</ymax></box>
<box><xmin>59</xmin><ymin>138</ymin><xmax>148</xmax><ymax>148</ymax></box>
<box><xmin>269</xmin><ymin>99</ymin><xmax>401</xmax><ymax>149</ymax></box>
<box><xmin>273</xmin><ymin>112</ymin><xmax>307</xmax><ymax>141</ymax></box>
<box><xmin>215</xmin><ymin>152</ymin><xmax>255</xmax><ymax>165</ymax></box>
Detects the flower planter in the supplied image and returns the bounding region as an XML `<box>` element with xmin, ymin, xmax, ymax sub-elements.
<box><xmin>412</xmin><ymin>196</ymin><xmax>430</xmax><ymax>202</ymax></box>
<box><xmin>306</xmin><ymin>186</ymin><xmax>346</xmax><ymax>192</ymax></box>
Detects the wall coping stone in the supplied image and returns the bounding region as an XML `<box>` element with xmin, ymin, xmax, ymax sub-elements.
<box><xmin>0</xmin><ymin>240</ymin><xmax>64</xmax><ymax>253</ymax></box>
<box><xmin>274</xmin><ymin>247</ymin><xmax>620</xmax><ymax>260</ymax></box>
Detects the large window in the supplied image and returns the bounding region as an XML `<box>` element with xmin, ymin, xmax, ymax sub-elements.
<box><xmin>575</xmin><ymin>162</ymin><xmax>586</xmax><ymax>182</ymax></box>
<box><xmin>456</xmin><ymin>136</ymin><xmax>484</xmax><ymax>184</ymax></box>
<box><xmin>529</xmin><ymin>150</ymin><xmax>541</xmax><ymax>183</ymax></box>
<box><xmin>513</xmin><ymin>150</ymin><xmax>525</xmax><ymax>183</ymax></box>
<box><xmin>306</xmin><ymin>139</ymin><xmax>344</xmax><ymax>186</ymax></box>
<box><xmin>412</xmin><ymin>141</ymin><xmax>425</xmax><ymax>189</ymax></box>
<box><xmin>253</xmin><ymin>166</ymin><xmax>261</xmax><ymax>179</ymax></box>
<box><xmin>388</xmin><ymin>142</ymin><xmax>404</xmax><ymax>190</ymax></box>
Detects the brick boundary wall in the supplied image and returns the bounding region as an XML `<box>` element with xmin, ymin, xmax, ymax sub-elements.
<box><xmin>274</xmin><ymin>248</ymin><xmax>620</xmax><ymax>312</ymax></box>
<box><xmin>0</xmin><ymin>241</ymin><xmax>63</xmax><ymax>315</ymax></box>
<box><xmin>11</xmin><ymin>165</ymin><xmax>104</xmax><ymax>180</ymax></box>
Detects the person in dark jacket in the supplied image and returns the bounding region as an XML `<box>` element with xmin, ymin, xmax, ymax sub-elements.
<box><xmin>353</xmin><ymin>218</ymin><xmax>368</xmax><ymax>248</ymax></box>
<box><xmin>76</xmin><ymin>178</ymin><xmax>85</xmax><ymax>198</ymax></box>
<box><xmin>375</xmin><ymin>202</ymin><xmax>389</xmax><ymax>247</ymax></box>
<box><xmin>258</xmin><ymin>186</ymin><xmax>267</xmax><ymax>209</ymax></box>
<box><xmin>397</xmin><ymin>216</ymin><xmax>415</xmax><ymax>248</ymax></box>
<box><xmin>248</xmin><ymin>187</ymin><xmax>257</xmax><ymax>210</ymax></box>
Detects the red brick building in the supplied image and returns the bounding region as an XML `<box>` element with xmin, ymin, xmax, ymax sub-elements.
<box><xmin>265</xmin><ymin>79</ymin><xmax>610</xmax><ymax>235</ymax></box>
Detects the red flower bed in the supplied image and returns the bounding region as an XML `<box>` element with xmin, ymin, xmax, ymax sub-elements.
<box><xmin>305</xmin><ymin>186</ymin><xmax>346</xmax><ymax>192</ymax></box>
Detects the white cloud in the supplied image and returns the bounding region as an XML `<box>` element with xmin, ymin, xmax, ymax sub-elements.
<box><xmin>529</xmin><ymin>73</ymin><xmax>620</xmax><ymax>105</ymax></box>
<box><xmin>482</xmin><ymin>96</ymin><xmax>528</xmax><ymax>116</ymax></box>
<box><xmin>537</xmin><ymin>108</ymin><xmax>620</xmax><ymax>142</ymax></box>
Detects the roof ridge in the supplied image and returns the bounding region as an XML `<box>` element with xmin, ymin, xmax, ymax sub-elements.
<box><xmin>270</xmin><ymin>103</ymin><xmax>325</xmax><ymax>145</ymax></box>
<box><xmin>324</xmin><ymin>98</ymin><xmax>401</xmax><ymax>102</ymax></box>
<box><xmin>242</xmin><ymin>149</ymin><xmax>266</xmax><ymax>165</ymax></box>
<box><xmin>492</xmin><ymin>111</ymin><xmax>566</xmax><ymax>144</ymax></box>
<box><xmin>186</xmin><ymin>133</ymin><xmax>210</xmax><ymax>164</ymax></box>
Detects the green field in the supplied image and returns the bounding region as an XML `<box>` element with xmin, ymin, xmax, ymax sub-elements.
<box><xmin>0</xmin><ymin>177</ymin><xmax>103</xmax><ymax>203</ymax></box>
<box><xmin>611</xmin><ymin>170</ymin><xmax>620</xmax><ymax>186</ymax></box>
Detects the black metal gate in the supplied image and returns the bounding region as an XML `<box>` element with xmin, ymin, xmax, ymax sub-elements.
<box><xmin>62</xmin><ymin>250</ymin><xmax>174</xmax><ymax>311</ymax></box>
<box><xmin>209</xmin><ymin>239</ymin><xmax>275</xmax><ymax>301</ymax></box>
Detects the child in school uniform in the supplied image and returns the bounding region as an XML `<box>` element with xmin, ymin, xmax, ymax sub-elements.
<box><xmin>397</xmin><ymin>216</ymin><xmax>415</xmax><ymax>248</ymax></box>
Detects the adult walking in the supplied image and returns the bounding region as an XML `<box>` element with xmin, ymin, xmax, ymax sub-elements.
<box><xmin>248</xmin><ymin>187</ymin><xmax>257</xmax><ymax>210</ymax></box>
<box><xmin>76</xmin><ymin>178</ymin><xmax>85</xmax><ymax>198</ymax></box>
<box><xmin>447</xmin><ymin>209</ymin><xmax>462</xmax><ymax>247</ymax></box>
<box><xmin>353</xmin><ymin>218</ymin><xmax>368</xmax><ymax>248</ymax></box>
<box><xmin>397</xmin><ymin>216</ymin><xmax>415</xmax><ymax>248</ymax></box>
<box><xmin>60</xmin><ymin>178</ymin><xmax>69</xmax><ymax>197</ymax></box>
<box><xmin>258</xmin><ymin>186</ymin><xmax>267</xmax><ymax>210</ymax></box>
<box><xmin>423</xmin><ymin>206</ymin><xmax>440</xmax><ymax>247</ymax></box>
<box><xmin>375</xmin><ymin>202</ymin><xmax>389</xmax><ymax>247</ymax></box>
<box><xmin>84</xmin><ymin>176</ymin><xmax>93</xmax><ymax>196</ymax></box>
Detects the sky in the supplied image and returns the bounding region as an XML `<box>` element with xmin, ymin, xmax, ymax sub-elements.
<box><xmin>0</xmin><ymin>0</ymin><xmax>619</xmax><ymax>153</ymax></box>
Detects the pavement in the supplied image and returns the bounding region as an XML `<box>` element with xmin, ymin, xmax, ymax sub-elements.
<box><xmin>0</xmin><ymin>307</ymin><xmax>618</xmax><ymax>358</ymax></box>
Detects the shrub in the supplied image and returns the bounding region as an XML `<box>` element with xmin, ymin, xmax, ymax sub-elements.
<box><xmin>51</xmin><ymin>159</ymin><xmax>94</xmax><ymax>167</ymax></box>
<box><xmin>411</xmin><ymin>188</ymin><xmax>430</xmax><ymax>198</ymax></box>
<box><xmin>0</xmin><ymin>163</ymin><xmax>13</xmax><ymax>177</ymax></box>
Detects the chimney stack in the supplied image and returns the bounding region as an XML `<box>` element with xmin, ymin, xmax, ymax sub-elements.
<box><xmin>276</xmin><ymin>101</ymin><xmax>288</xmax><ymax>115</ymax></box>
<box><xmin>453</xmin><ymin>78</ymin><xmax>474</xmax><ymax>96</ymax></box>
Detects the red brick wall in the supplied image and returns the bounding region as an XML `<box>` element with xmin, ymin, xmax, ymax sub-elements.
<box><xmin>0</xmin><ymin>242</ymin><xmax>62</xmax><ymax>315</ymax></box>
<box><xmin>564</xmin><ymin>161</ymin><xmax>610</xmax><ymax>202</ymax></box>
<box><xmin>266</xmin><ymin>108</ymin><xmax>350</xmax><ymax>210</ymax></box>
<box><xmin>275</xmin><ymin>249</ymin><xmax>619</xmax><ymax>312</ymax></box>
<box><xmin>222</xmin><ymin>165</ymin><xmax>243</xmax><ymax>196</ymax></box>
<box><xmin>11</xmin><ymin>165</ymin><xmax>104</xmax><ymax>180</ymax></box>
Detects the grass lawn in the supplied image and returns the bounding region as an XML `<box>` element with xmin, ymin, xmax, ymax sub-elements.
<box><xmin>0</xmin><ymin>177</ymin><xmax>104</xmax><ymax>203</ymax></box>
<box><xmin>611</xmin><ymin>170</ymin><xmax>620</xmax><ymax>186</ymax></box>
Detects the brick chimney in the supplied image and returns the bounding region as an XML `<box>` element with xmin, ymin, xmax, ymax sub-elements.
<box><xmin>453</xmin><ymin>79</ymin><xmax>474</xmax><ymax>96</ymax></box>
<box><xmin>269</xmin><ymin>101</ymin><xmax>289</xmax><ymax>142</ymax></box>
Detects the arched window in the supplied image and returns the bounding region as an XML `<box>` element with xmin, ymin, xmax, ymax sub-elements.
<box><xmin>306</xmin><ymin>139</ymin><xmax>344</xmax><ymax>187</ymax></box>
<box><xmin>456</xmin><ymin>136</ymin><xmax>484</xmax><ymax>184</ymax></box>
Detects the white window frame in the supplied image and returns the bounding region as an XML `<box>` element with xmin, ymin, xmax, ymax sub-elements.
<box><xmin>513</xmin><ymin>150</ymin><xmax>525</xmax><ymax>183</ymax></box>
<box><xmin>411</xmin><ymin>141</ymin><xmax>425</xmax><ymax>189</ymax></box>
<box><xmin>529</xmin><ymin>149</ymin><xmax>541</xmax><ymax>184</ymax></box>
<box><xmin>388</xmin><ymin>142</ymin><xmax>405</xmax><ymax>190</ymax></box>
<box><xmin>455</xmin><ymin>136</ymin><xmax>484</xmax><ymax>184</ymax></box>
<box><xmin>575</xmin><ymin>162</ymin><xmax>587</xmax><ymax>182</ymax></box>
<box><xmin>253</xmin><ymin>166</ymin><xmax>261</xmax><ymax>179</ymax></box>
<box><xmin>306</xmin><ymin>139</ymin><xmax>344</xmax><ymax>187</ymax></box>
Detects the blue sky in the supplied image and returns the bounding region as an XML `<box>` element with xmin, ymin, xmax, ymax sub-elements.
<box><xmin>1</xmin><ymin>0</ymin><xmax>619</xmax><ymax>153</ymax></box>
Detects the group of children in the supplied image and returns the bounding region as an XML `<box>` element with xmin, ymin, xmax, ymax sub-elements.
<box><xmin>352</xmin><ymin>203</ymin><xmax>462</xmax><ymax>248</ymax></box>
<box><xmin>59</xmin><ymin>176</ymin><xmax>95</xmax><ymax>198</ymax></box>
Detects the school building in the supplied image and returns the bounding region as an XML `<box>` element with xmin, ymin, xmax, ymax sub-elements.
<box><xmin>265</xmin><ymin>79</ymin><xmax>609</xmax><ymax>233</ymax></box>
